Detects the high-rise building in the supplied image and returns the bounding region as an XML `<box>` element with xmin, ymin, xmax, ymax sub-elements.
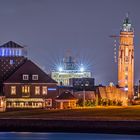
<box><xmin>118</xmin><ymin>14</ymin><xmax>134</xmax><ymax>99</ymax></box>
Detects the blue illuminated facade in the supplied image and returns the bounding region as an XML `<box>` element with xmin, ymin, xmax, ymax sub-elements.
<box><xmin>0</xmin><ymin>41</ymin><xmax>25</xmax><ymax>57</ymax></box>
<box><xmin>0</xmin><ymin>48</ymin><xmax>22</xmax><ymax>57</ymax></box>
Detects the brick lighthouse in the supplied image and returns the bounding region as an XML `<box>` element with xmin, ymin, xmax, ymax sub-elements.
<box><xmin>118</xmin><ymin>14</ymin><xmax>134</xmax><ymax>100</ymax></box>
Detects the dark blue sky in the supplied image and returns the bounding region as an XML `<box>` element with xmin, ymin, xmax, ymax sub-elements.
<box><xmin>0</xmin><ymin>0</ymin><xmax>140</xmax><ymax>85</ymax></box>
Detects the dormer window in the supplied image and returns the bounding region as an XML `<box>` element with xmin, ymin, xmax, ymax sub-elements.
<box><xmin>23</xmin><ymin>74</ymin><xmax>29</xmax><ymax>80</ymax></box>
<box><xmin>32</xmin><ymin>75</ymin><xmax>38</xmax><ymax>80</ymax></box>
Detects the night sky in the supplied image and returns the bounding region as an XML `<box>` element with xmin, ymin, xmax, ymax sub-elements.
<box><xmin>0</xmin><ymin>0</ymin><xmax>140</xmax><ymax>85</ymax></box>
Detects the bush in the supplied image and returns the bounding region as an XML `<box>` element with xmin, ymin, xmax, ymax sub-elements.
<box><xmin>77</xmin><ymin>99</ymin><xmax>83</xmax><ymax>107</ymax></box>
<box><xmin>85</xmin><ymin>100</ymin><xmax>95</xmax><ymax>107</ymax></box>
<box><xmin>97</xmin><ymin>98</ymin><xmax>123</xmax><ymax>106</ymax></box>
<box><xmin>77</xmin><ymin>99</ymin><xmax>96</xmax><ymax>107</ymax></box>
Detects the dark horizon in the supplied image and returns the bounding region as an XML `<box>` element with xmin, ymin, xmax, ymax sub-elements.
<box><xmin>0</xmin><ymin>0</ymin><xmax>140</xmax><ymax>85</ymax></box>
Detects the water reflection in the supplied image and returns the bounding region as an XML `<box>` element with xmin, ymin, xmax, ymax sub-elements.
<box><xmin>0</xmin><ymin>132</ymin><xmax>140</xmax><ymax>140</ymax></box>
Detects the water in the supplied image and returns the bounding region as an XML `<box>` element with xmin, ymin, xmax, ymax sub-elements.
<box><xmin>0</xmin><ymin>132</ymin><xmax>140</xmax><ymax>140</ymax></box>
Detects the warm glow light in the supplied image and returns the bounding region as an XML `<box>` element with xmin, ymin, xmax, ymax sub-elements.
<box><xmin>1</xmin><ymin>101</ymin><xmax>3</xmax><ymax>106</ymax></box>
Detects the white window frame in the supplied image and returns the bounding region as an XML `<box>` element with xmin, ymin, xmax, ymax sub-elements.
<box><xmin>11</xmin><ymin>86</ymin><xmax>16</xmax><ymax>95</ymax></box>
<box><xmin>23</xmin><ymin>74</ymin><xmax>29</xmax><ymax>80</ymax></box>
<box><xmin>35</xmin><ymin>86</ymin><xmax>40</xmax><ymax>95</ymax></box>
<box><xmin>32</xmin><ymin>75</ymin><xmax>38</xmax><ymax>80</ymax></box>
<box><xmin>42</xmin><ymin>86</ymin><xmax>47</xmax><ymax>95</ymax></box>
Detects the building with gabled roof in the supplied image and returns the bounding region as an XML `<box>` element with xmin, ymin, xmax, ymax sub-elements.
<box><xmin>55</xmin><ymin>91</ymin><xmax>77</xmax><ymax>109</ymax></box>
<box><xmin>0</xmin><ymin>41</ymin><xmax>58</xmax><ymax>109</ymax></box>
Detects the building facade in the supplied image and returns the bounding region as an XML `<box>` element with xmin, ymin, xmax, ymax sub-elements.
<box><xmin>3</xmin><ymin>60</ymin><xmax>58</xmax><ymax>109</ymax></box>
<box><xmin>118</xmin><ymin>15</ymin><xmax>134</xmax><ymax>100</ymax></box>
<box><xmin>0</xmin><ymin>41</ymin><xmax>58</xmax><ymax>109</ymax></box>
<box><xmin>69</xmin><ymin>78</ymin><xmax>95</xmax><ymax>91</ymax></box>
<box><xmin>51</xmin><ymin>55</ymin><xmax>91</xmax><ymax>86</ymax></box>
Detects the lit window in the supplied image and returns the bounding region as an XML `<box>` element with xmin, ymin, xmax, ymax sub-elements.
<box><xmin>42</xmin><ymin>86</ymin><xmax>47</xmax><ymax>95</ymax></box>
<box><xmin>125</xmin><ymin>48</ymin><xmax>128</xmax><ymax>56</ymax></box>
<box><xmin>32</xmin><ymin>75</ymin><xmax>38</xmax><ymax>80</ymax></box>
<box><xmin>23</xmin><ymin>74</ymin><xmax>29</xmax><ymax>80</ymax></box>
<box><xmin>45</xmin><ymin>99</ymin><xmax>52</xmax><ymax>107</ymax></box>
<box><xmin>10</xmin><ymin>59</ymin><xmax>14</xmax><ymax>65</ymax></box>
<box><xmin>22</xmin><ymin>85</ymin><xmax>30</xmax><ymax>93</ymax></box>
<box><xmin>11</xmin><ymin>86</ymin><xmax>16</xmax><ymax>95</ymax></box>
<box><xmin>125</xmin><ymin>72</ymin><xmax>128</xmax><ymax>75</ymax></box>
<box><xmin>35</xmin><ymin>86</ymin><xmax>40</xmax><ymax>95</ymax></box>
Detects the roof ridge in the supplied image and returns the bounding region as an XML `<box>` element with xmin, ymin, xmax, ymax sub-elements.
<box><xmin>0</xmin><ymin>41</ymin><xmax>24</xmax><ymax>48</ymax></box>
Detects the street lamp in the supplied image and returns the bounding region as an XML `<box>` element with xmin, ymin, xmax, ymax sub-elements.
<box><xmin>81</xmin><ymin>79</ymin><xmax>86</xmax><ymax>107</ymax></box>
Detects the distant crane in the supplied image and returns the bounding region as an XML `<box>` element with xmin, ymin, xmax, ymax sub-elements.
<box><xmin>109</xmin><ymin>35</ymin><xmax>120</xmax><ymax>63</ymax></box>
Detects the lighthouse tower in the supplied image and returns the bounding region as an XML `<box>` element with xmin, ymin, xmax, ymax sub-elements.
<box><xmin>118</xmin><ymin>14</ymin><xmax>134</xmax><ymax>100</ymax></box>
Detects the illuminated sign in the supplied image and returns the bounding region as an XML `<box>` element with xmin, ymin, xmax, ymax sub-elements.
<box><xmin>48</xmin><ymin>88</ymin><xmax>57</xmax><ymax>91</ymax></box>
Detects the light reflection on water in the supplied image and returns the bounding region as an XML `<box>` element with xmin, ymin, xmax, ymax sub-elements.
<box><xmin>0</xmin><ymin>132</ymin><xmax>140</xmax><ymax>140</ymax></box>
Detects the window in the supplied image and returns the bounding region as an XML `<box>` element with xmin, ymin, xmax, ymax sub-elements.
<box><xmin>125</xmin><ymin>48</ymin><xmax>128</xmax><ymax>56</ymax></box>
<box><xmin>42</xmin><ymin>86</ymin><xmax>47</xmax><ymax>95</ymax></box>
<box><xmin>10</xmin><ymin>59</ymin><xmax>14</xmax><ymax>65</ymax></box>
<box><xmin>32</xmin><ymin>75</ymin><xmax>38</xmax><ymax>80</ymax></box>
<box><xmin>125</xmin><ymin>56</ymin><xmax>129</xmax><ymax>63</ymax></box>
<box><xmin>11</xmin><ymin>86</ymin><xmax>16</xmax><ymax>95</ymax></box>
<box><xmin>23</xmin><ymin>74</ymin><xmax>29</xmax><ymax>80</ymax></box>
<box><xmin>125</xmin><ymin>75</ymin><xmax>128</xmax><ymax>80</ymax></box>
<box><xmin>22</xmin><ymin>85</ymin><xmax>30</xmax><ymax>93</ymax></box>
<box><xmin>45</xmin><ymin>99</ymin><xmax>52</xmax><ymax>107</ymax></box>
<box><xmin>35</xmin><ymin>86</ymin><xmax>40</xmax><ymax>95</ymax></box>
<box><xmin>125</xmin><ymin>67</ymin><xmax>128</xmax><ymax>72</ymax></box>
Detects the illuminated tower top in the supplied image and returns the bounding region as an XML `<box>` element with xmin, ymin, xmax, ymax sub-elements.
<box><xmin>121</xmin><ymin>14</ymin><xmax>133</xmax><ymax>32</ymax></box>
<box><xmin>63</xmin><ymin>55</ymin><xmax>77</xmax><ymax>70</ymax></box>
<box><xmin>0</xmin><ymin>41</ymin><xmax>26</xmax><ymax>57</ymax></box>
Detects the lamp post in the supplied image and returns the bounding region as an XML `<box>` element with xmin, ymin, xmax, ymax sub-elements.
<box><xmin>82</xmin><ymin>79</ymin><xmax>86</xmax><ymax>108</ymax></box>
<box><xmin>138</xmin><ymin>80</ymin><xmax>140</xmax><ymax>98</ymax></box>
<box><xmin>83</xmin><ymin>85</ymin><xmax>85</xmax><ymax>107</ymax></box>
